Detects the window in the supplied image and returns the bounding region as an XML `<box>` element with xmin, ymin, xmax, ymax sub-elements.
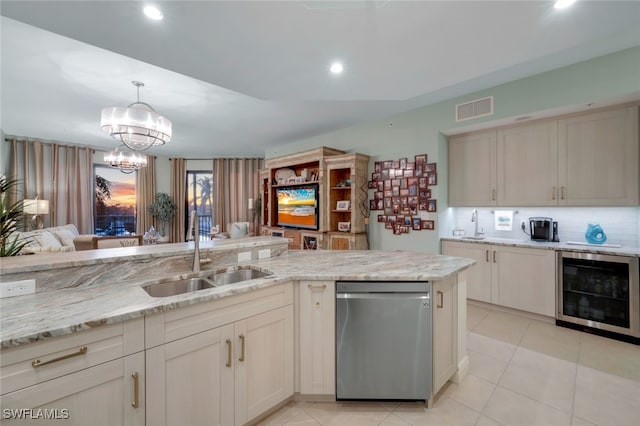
<box><xmin>94</xmin><ymin>165</ymin><xmax>137</xmax><ymax>236</ymax></box>
<box><xmin>186</xmin><ymin>171</ymin><xmax>213</xmax><ymax>239</ymax></box>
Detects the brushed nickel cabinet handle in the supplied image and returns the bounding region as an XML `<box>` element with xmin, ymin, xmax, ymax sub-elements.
<box><xmin>552</xmin><ymin>186</ymin><xmax>556</xmax><ymax>200</ymax></box>
<box><xmin>437</xmin><ymin>291</ymin><xmax>444</xmax><ymax>309</ymax></box>
<box><xmin>31</xmin><ymin>346</ymin><xmax>87</xmax><ymax>368</ymax></box>
<box><xmin>493</xmin><ymin>250</ymin><xmax>497</xmax><ymax>263</ymax></box>
<box><xmin>485</xmin><ymin>250</ymin><xmax>489</xmax><ymax>262</ymax></box>
<box><xmin>132</xmin><ymin>372</ymin><xmax>139</xmax><ymax>408</ymax></box>
<box><xmin>307</xmin><ymin>284</ymin><xmax>327</xmax><ymax>290</ymax></box>
<box><xmin>239</xmin><ymin>334</ymin><xmax>246</xmax><ymax>362</ymax></box>
<box><xmin>492</xmin><ymin>189</ymin><xmax>496</xmax><ymax>201</ymax></box>
<box><xmin>225</xmin><ymin>339</ymin><xmax>232</xmax><ymax>368</ymax></box>
<box><xmin>561</xmin><ymin>186</ymin><xmax>565</xmax><ymax>200</ymax></box>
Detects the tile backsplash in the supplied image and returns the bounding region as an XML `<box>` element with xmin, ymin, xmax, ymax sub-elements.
<box><xmin>444</xmin><ymin>207</ymin><xmax>640</xmax><ymax>247</ymax></box>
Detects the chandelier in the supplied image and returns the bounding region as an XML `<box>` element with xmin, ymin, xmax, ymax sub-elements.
<box><xmin>101</xmin><ymin>81</ymin><xmax>172</xmax><ymax>151</ymax></box>
<box><xmin>104</xmin><ymin>145</ymin><xmax>148</xmax><ymax>174</ymax></box>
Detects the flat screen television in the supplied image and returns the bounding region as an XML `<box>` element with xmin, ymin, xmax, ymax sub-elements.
<box><xmin>275</xmin><ymin>184</ymin><xmax>319</xmax><ymax>230</ymax></box>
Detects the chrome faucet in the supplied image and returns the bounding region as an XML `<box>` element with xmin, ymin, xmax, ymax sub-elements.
<box><xmin>471</xmin><ymin>209</ymin><xmax>483</xmax><ymax>237</ymax></box>
<box><xmin>187</xmin><ymin>210</ymin><xmax>200</xmax><ymax>273</ymax></box>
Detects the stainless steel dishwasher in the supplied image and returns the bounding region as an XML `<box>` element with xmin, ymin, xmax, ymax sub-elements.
<box><xmin>335</xmin><ymin>281</ymin><xmax>432</xmax><ymax>401</ymax></box>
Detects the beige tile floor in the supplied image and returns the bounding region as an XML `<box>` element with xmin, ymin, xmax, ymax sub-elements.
<box><xmin>257</xmin><ymin>303</ymin><xmax>640</xmax><ymax>426</ymax></box>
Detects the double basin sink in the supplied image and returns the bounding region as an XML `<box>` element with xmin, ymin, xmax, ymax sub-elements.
<box><xmin>142</xmin><ymin>266</ymin><xmax>273</xmax><ymax>298</ymax></box>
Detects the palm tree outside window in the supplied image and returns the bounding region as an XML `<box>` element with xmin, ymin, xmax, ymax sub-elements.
<box><xmin>186</xmin><ymin>171</ymin><xmax>213</xmax><ymax>240</ymax></box>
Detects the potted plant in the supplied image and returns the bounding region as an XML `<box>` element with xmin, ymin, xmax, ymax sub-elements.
<box><xmin>0</xmin><ymin>174</ymin><xmax>28</xmax><ymax>256</ymax></box>
<box><xmin>148</xmin><ymin>192</ymin><xmax>176</xmax><ymax>241</ymax></box>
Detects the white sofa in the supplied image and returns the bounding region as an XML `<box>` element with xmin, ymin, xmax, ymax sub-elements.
<box><xmin>15</xmin><ymin>224</ymin><xmax>83</xmax><ymax>254</ymax></box>
<box><xmin>14</xmin><ymin>224</ymin><xmax>142</xmax><ymax>253</ymax></box>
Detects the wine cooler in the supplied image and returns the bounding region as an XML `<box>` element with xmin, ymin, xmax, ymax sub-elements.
<box><xmin>557</xmin><ymin>251</ymin><xmax>639</xmax><ymax>344</ymax></box>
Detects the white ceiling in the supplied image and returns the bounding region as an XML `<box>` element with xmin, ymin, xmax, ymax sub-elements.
<box><xmin>1</xmin><ymin>0</ymin><xmax>639</xmax><ymax>158</ymax></box>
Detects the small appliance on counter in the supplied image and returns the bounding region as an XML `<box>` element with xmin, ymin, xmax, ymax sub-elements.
<box><xmin>529</xmin><ymin>217</ymin><xmax>559</xmax><ymax>242</ymax></box>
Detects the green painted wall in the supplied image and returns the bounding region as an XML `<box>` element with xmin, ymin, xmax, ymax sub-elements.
<box><xmin>265</xmin><ymin>47</ymin><xmax>640</xmax><ymax>253</ymax></box>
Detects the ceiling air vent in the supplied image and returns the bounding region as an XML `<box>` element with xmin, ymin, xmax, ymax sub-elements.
<box><xmin>455</xmin><ymin>96</ymin><xmax>494</xmax><ymax>122</ymax></box>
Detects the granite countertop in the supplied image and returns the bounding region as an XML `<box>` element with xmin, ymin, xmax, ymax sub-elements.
<box><xmin>0</xmin><ymin>250</ymin><xmax>475</xmax><ymax>349</ymax></box>
<box><xmin>0</xmin><ymin>236</ymin><xmax>286</xmax><ymax>274</ymax></box>
<box><xmin>441</xmin><ymin>236</ymin><xmax>640</xmax><ymax>257</ymax></box>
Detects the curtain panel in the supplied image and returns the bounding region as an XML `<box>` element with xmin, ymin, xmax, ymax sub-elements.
<box><xmin>170</xmin><ymin>158</ymin><xmax>186</xmax><ymax>243</ymax></box>
<box><xmin>212</xmin><ymin>158</ymin><xmax>263</xmax><ymax>234</ymax></box>
<box><xmin>9</xmin><ymin>138</ymin><xmax>93</xmax><ymax>233</ymax></box>
<box><xmin>136</xmin><ymin>156</ymin><xmax>156</xmax><ymax>235</ymax></box>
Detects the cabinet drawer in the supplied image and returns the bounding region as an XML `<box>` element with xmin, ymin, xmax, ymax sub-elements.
<box><xmin>0</xmin><ymin>318</ymin><xmax>144</xmax><ymax>395</ymax></box>
<box><xmin>145</xmin><ymin>282</ymin><xmax>294</xmax><ymax>348</ymax></box>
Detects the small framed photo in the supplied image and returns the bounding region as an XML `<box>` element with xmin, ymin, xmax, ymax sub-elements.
<box><xmin>393</xmin><ymin>227</ymin><xmax>402</xmax><ymax>235</ymax></box>
<box><xmin>336</xmin><ymin>200</ymin><xmax>350</xmax><ymax>211</ymax></box>
<box><xmin>377</xmin><ymin>215</ymin><xmax>387</xmax><ymax>223</ymax></box>
<box><xmin>388</xmin><ymin>169</ymin><xmax>396</xmax><ymax>179</ymax></box>
<box><xmin>419</xmin><ymin>177</ymin><xmax>428</xmax><ymax>189</ymax></box>
<box><xmin>412</xmin><ymin>217</ymin><xmax>422</xmax><ymax>230</ymax></box>
<box><xmin>419</xmin><ymin>189</ymin><xmax>431</xmax><ymax>199</ymax></box>
<box><xmin>399</xmin><ymin>158</ymin><xmax>408</xmax><ymax>169</ymax></box>
<box><xmin>401</xmin><ymin>226</ymin><xmax>410</xmax><ymax>234</ymax></box>
<box><xmin>374</xmin><ymin>191</ymin><xmax>383</xmax><ymax>199</ymax></box>
<box><xmin>400</xmin><ymin>178</ymin><xmax>408</xmax><ymax>189</ymax></box>
<box><xmin>392</xmin><ymin>186</ymin><xmax>400</xmax><ymax>196</ymax></box>
<box><xmin>338</xmin><ymin>222</ymin><xmax>351</xmax><ymax>232</ymax></box>
<box><xmin>381</xmin><ymin>169</ymin><xmax>390</xmax><ymax>180</ymax></box>
<box><xmin>400</xmin><ymin>188</ymin><xmax>410</xmax><ymax>197</ymax></box>
<box><xmin>408</xmin><ymin>185</ymin><xmax>418</xmax><ymax>196</ymax></box>
<box><xmin>414</xmin><ymin>165</ymin><xmax>423</xmax><ymax>177</ymax></box>
<box><xmin>422</xmin><ymin>220</ymin><xmax>435</xmax><ymax>230</ymax></box>
<box><xmin>384</xmin><ymin>180</ymin><xmax>392</xmax><ymax>189</ymax></box>
<box><xmin>387</xmin><ymin>215</ymin><xmax>397</xmax><ymax>223</ymax></box>
<box><xmin>404</xmin><ymin>216</ymin><xmax>412</xmax><ymax>226</ymax></box>
<box><xmin>396</xmin><ymin>215</ymin><xmax>404</xmax><ymax>224</ymax></box>
<box><xmin>415</xmin><ymin>154</ymin><xmax>427</xmax><ymax>165</ymax></box>
<box><xmin>383</xmin><ymin>160</ymin><xmax>393</xmax><ymax>169</ymax></box>
<box><xmin>427</xmin><ymin>199</ymin><xmax>437</xmax><ymax>212</ymax></box>
<box><xmin>372</xmin><ymin>172</ymin><xmax>381</xmax><ymax>181</ymax></box>
<box><xmin>384</xmin><ymin>189</ymin><xmax>393</xmax><ymax>198</ymax></box>
<box><xmin>369</xmin><ymin>200</ymin><xmax>377</xmax><ymax>210</ymax></box>
<box><xmin>425</xmin><ymin>163</ymin><xmax>437</xmax><ymax>173</ymax></box>
<box><xmin>385</xmin><ymin>221</ymin><xmax>394</xmax><ymax>229</ymax></box>
<box><xmin>377</xmin><ymin>181</ymin><xmax>384</xmax><ymax>191</ymax></box>
<box><xmin>392</xmin><ymin>160</ymin><xmax>400</xmax><ymax>169</ymax></box>
<box><xmin>427</xmin><ymin>172</ymin><xmax>438</xmax><ymax>185</ymax></box>
<box><xmin>401</xmin><ymin>196</ymin><xmax>408</xmax><ymax>207</ymax></box>
<box><xmin>374</xmin><ymin>162</ymin><xmax>382</xmax><ymax>172</ymax></box>
<box><xmin>406</xmin><ymin>162</ymin><xmax>415</xmax><ymax>170</ymax></box>
<box><xmin>367</xmin><ymin>181</ymin><xmax>376</xmax><ymax>189</ymax></box>
<box><xmin>403</xmin><ymin>169</ymin><xmax>413</xmax><ymax>178</ymax></box>
<box><xmin>377</xmin><ymin>199</ymin><xmax>383</xmax><ymax>210</ymax></box>
<box><xmin>419</xmin><ymin>200</ymin><xmax>428</xmax><ymax>211</ymax></box>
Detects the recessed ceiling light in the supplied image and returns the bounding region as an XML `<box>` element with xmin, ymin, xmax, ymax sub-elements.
<box><xmin>554</xmin><ymin>0</ymin><xmax>577</xmax><ymax>10</ymax></box>
<box><xmin>330</xmin><ymin>62</ymin><xmax>344</xmax><ymax>75</ymax></box>
<box><xmin>144</xmin><ymin>5</ymin><xmax>164</xmax><ymax>21</ymax></box>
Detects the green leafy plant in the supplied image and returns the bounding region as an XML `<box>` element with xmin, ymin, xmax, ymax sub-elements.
<box><xmin>0</xmin><ymin>174</ymin><xmax>28</xmax><ymax>256</ymax></box>
<box><xmin>148</xmin><ymin>192</ymin><xmax>176</xmax><ymax>237</ymax></box>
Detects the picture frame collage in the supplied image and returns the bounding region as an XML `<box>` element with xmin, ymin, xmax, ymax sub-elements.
<box><xmin>368</xmin><ymin>154</ymin><xmax>437</xmax><ymax>235</ymax></box>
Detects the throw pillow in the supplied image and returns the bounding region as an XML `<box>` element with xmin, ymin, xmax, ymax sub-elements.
<box><xmin>52</xmin><ymin>228</ymin><xmax>77</xmax><ymax>248</ymax></box>
<box><xmin>230</xmin><ymin>222</ymin><xmax>249</xmax><ymax>239</ymax></box>
<box><xmin>33</xmin><ymin>231</ymin><xmax>62</xmax><ymax>248</ymax></box>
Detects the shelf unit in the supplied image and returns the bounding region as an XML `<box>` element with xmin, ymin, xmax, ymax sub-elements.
<box><xmin>261</xmin><ymin>147</ymin><xmax>369</xmax><ymax>251</ymax></box>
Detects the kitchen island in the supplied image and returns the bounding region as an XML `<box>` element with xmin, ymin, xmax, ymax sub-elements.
<box><xmin>0</xmin><ymin>245</ymin><xmax>474</xmax><ymax>425</ymax></box>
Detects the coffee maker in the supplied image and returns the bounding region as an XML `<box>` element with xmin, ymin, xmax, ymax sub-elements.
<box><xmin>529</xmin><ymin>217</ymin><xmax>559</xmax><ymax>242</ymax></box>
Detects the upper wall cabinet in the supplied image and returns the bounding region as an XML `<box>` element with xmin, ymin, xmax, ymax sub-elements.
<box><xmin>448</xmin><ymin>130</ymin><xmax>497</xmax><ymax>206</ymax></box>
<box><xmin>558</xmin><ymin>106</ymin><xmax>639</xmax><ymax>206</ymax></box>
<box><xmin>449</xmin><ymin>105</ymin><xmax>639</xmax><ymax>207</ymax></box>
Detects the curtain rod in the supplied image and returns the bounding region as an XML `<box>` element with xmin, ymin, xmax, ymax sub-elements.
<box><xmin>170</xmin><ymin>157</ymin><xmax>265</xmax><ymax>161</ymax></box>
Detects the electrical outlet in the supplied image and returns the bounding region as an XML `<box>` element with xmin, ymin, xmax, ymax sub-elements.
<box><xmin>258</xmin><ymin>249</ymin><xmax>271</xmax><ymax>259</ymax></box>
<box><xmin>0</xmin><ymin>279</ymin><xmax>36</xmax><ymax>298</ymax></box>
<box><xmin>238</xmin><ymin>252</ymin><xmax>252</xmax><ymax>262</ymax></box>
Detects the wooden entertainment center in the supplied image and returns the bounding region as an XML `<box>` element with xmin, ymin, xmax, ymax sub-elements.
<box><xmin>260</xmin><ymin>147</ymin><xmax>370</xmax><ymax>250</ymax></box>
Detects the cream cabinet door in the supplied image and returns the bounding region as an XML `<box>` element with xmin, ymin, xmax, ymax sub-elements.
<box><xmin>558</xmin><ymin>106</ymin><xmax>639</xmax><ymax>206</ymax></box>
<box><xmin>492</xmin><ymin>246</ymin><xmax>556</xmax><ymax>317</ymax></box>
<box><xmin>448</xmin><ymin>131</ymin><xmax>497</xmax><ymax>206</ymax></box>
<box><xmin>145</xmin><ymin>326</ymin><xmax>234</xmax><ymax>426</ymax></box>
<box><xmin>432</xmin><ymin>277</ymin><xmax>458</xmax><ymax>396</ymax></box>
<box><xmin>497</xmin><ymin>121</ymin><xmax>559</xmax><ymax>206</ymax></box>
<box><xmin>442</xmin><ymin>241</ymin><xmax>492</xmax><ymax>303</ymax></box>
<box><xmin>1</xmin><ymin>352</ymin><xmax>145</xmax><ymax>426</ymax></box>
<box><xmin>235</xmin><ymin>305</ymin><xmax>294</xmax><ymax>425</ymax></box>
<box><xmin>298</xmin><ymin>281</ymin><xmax>336</xmax><ymax>395</ymax></box>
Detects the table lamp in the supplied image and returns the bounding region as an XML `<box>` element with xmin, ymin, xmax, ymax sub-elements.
<box><xmin>23</xmin><ymin>198</ymin><xmax>49</xmax><ymax>230</ymax></box>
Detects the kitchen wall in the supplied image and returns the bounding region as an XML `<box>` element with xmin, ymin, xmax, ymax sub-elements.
<box><xmin>265</xmin><ymin>47</ymin><xmax>640</xmax><ymax>253</ymax></box>
<box><xmin>448</xmin><ymin>207</ymin><xmax>640</xmax><ymax>248</ymax></box>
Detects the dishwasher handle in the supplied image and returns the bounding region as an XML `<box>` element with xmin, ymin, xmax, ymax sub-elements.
<box><xmin>336</xmin><ymin>292</ymin><xmax>430</xmax><ymax>300</ymax></box>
